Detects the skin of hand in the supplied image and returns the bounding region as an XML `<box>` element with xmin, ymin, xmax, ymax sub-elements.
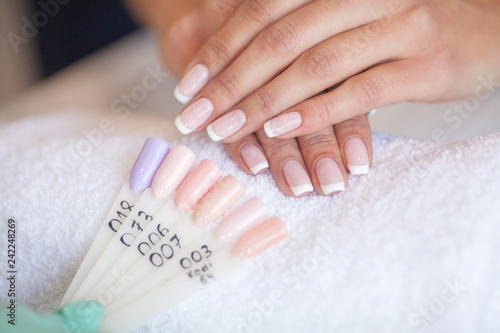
<box><xmin>126</xmin><ymin>0</ymin><xmax>375</xmax><ymax>197</ymax></box>
<box><xmin>173</xmin><ymin>0</ymin><xmax>500</xmax><ymax>144</ymax></box>
<box><xmin>0</xmin><ymin>301</ymin><xmax>102</xmax><ymax>333</ymax></box>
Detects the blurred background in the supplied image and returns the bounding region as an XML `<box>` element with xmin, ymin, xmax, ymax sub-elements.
<box><xmin>0</xmin><ymin>0</ymin><xmax>137</xmax><ymax>105</ymax></box>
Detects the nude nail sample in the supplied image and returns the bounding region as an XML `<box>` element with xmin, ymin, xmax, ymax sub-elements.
<box><xmin>174</xmin><ymin>159</ymin><xmax>222</xmax><ymax>210</ymax></box>
<box><xmin>129</xmin><ymin>137</ymin><xmax>171</xmax><ymax>192</ymax></box>
<box><xmin>264</xmin><ymin>111</ymin><xmax>302</xmax><ymax>138</ymax></box>
<box><xmin>207</xmin><ymin>109</ymin><xmax>247</xmax><ymax>141</ymax></box>
<box><xmin>282</xmin><ymin>160</ymin><xmax>313</xmax><ymax>197</ymax></box>
<box><xmin>240</xmin><ymin>143</ymin><xmax>269</xmax><ymax>174</ymax></box>
<box><xmin>151</xmin><ymin>145</ymin><xmax>196</xmax><ymax>200</ymax></box>
<box><xmin>175</xmin><ymin>98</ymin><xmax>214</xmax><ymax>135</ymax></box>
<box><xmin>344</xmin><ymin>137</ymin><xmax>370</xmax><ymax>175</ymax></box>
<box><xmin>174</xmin><ymin>64</ymin><xmax>209</xmax><ymax>104</ymax></box>
<box><xmin>316</xmin><ymin>157</ymin><xmax>345</xmax><ymax>195</ymax></box>
<box><xmin>193</xmin><ymin>176</ymin><xmax>244</xmax><ymax>225</ymax></box>
<box><xmin>215</xmin><ymin>198</ymin><xmax>268</xmax><ymax>243</ymax></box>
<box><xmin>232</xmin><ymin>217</ymin><xmax>287</xmax><ymax>258</ymax></box>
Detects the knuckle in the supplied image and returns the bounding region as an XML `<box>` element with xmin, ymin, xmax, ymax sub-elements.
<box><xmin>205</xmin><ymin>35</ymin><xmax>232</xmax><ymax>64</ymax></box>
<box><xmin>351</xmin><ymin>75</ymin><xmax>386</xmax><ymax>108</ymax></box>
<box><xmin>303</xmin><ymin>47</ymin><xmax>339</xmax><ymax>81</ymax></box>
<box><xmin>259</xmin><ymin>21</ymin><xmax>299</xmax><ymax>57</ymax></box>
<box><xmin>254</xmin><ymin>89</ymin><xmax>278</xmax><ymax>117</ymax></box>
<box><xmin>245</xmin><ymin>0</ymin><xmax>278</xmax><ymax>24</ymax></box>
<box><xmin>213</xmin><ymin>71</ymin><xmax>240</xmax><ymax>100</ymax></box>
<box><xmin>264</xmin><ymin>138</ymin><xmax>297</xmax><ymax>157</ymax></box>
<box><xmin>312</xmin><ymin>95</ymin><xmax>335</xmax><ymax>124</ymax></box>
<box><xmin>301</xmin><ymin>133</ymin><xmax>336</xmax><ymax>149</ymax></box>
<box><xmin>406</xmin><ymin>3</ymin><xmax>439</xmax><ymax>37</ymax></box>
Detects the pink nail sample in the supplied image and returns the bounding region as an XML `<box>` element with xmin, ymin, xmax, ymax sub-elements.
<box><xmin>174</xmin><ymin>159</ymin><xmax>222</xmax><ymax>210</ymax></box>
<box><xmin>264</xmin><ymin>111</ymin><xmax>302</xmax><ymax>138</ymax></box>
<box><xmin>214</xmin><ymin>198</ymin><xmax>268</xmax><ymax>243</ymax></box>
<box><xmin>240</xmin><ymin>144</ymin><xmax>268</xmax><ymax>175</ymax></box>
<box><xmin>207</xmin><ymin>109</ymin><xmax>247</xmax><ymax>141</ymax></box>
<box><xmin>316</xmin><ymin>157</ymin><xmax>345</xmax><ymax>195</ymax></box>
<box><xmin>175</xmin><ymin>98</ymin><xmax>214</xmax><ymax>135</ymax></box>
<box><xmin>344</xmin><ymin>137</ymin><xmax>370</xmax><ymax>175</ymax></box>
<box><xmin>193</xmin><ymin>176</ymin><xmax>244</xmax><ymax>225</ymax></box>
<box><xmin>151</xmin><ymin>145</ymin><xmax>196</xmax><ymax>200</ymax></box>
<box><xmin>174</xmin><ymin>64</ymin><xmax>209</xmax><ymax>104</ymax></box>
<box><xmin>282</xmin><ymin>160</ymin><xmax>313</xmax><ymax>197</ymax></box>
<box><xmin>231</xmin><ymin>217</ymin><xmax>287</xmax><ymax>258</ymax></box>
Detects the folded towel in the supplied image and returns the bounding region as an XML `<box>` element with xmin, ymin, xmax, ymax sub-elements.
<box><xmin>0</xmin><ymin>109</ymin><xmax>499</xmax><ymax>333</ymax></box>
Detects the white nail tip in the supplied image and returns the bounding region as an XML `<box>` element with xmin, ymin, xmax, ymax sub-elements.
<box><xmin>321</xmin><ymin>182</ymin><xmax>345</xmax><ymax>195</ymax></box>
<box><xmin>368</xmin><ymin>109</ymin><xmax>377</xmax><ymax>116</ymax></box>
<box><xmin>206</xmin><ymin>124</ymin><xmax>224</xmax><ymax>142</ymax></box>
<box><xmin>174</xmin><ymin>116</ymin><xmax>193</xmax><ymax>135</ymax></box>
<box><xmin>174</xmin><ymin>86</ymin><xmax>192</xmax><ymax>104</ymax></box>
<box><xmin>264</xmin><ymin>121</ymin><xmax>277</xmax><ymax>138</ymax></box>
<box><xmin>290</xmin><ymin>183</ymin><xmax>314</xmax><ymax>197</ymax></box>
<box><xmin>250</xmin><ymin>161</ymin><xmax>269</xmax><ymax>175</ymax></box>
<box><xmin>349</xmin><ymin>164</ymin><xmax>370</xmax><ymax>175</ymax></box>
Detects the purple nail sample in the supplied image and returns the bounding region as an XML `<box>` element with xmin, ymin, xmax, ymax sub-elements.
<box><xmin>129</xmin><ymin>137</ymin><xmax>171</xmax><ymax>192</ymax></box>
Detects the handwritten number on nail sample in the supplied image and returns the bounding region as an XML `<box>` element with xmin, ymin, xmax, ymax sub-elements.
<box><xmin>137</xmin><ymin>223</ymin><xmax>170</xmax><ymax>256</ymax></box>
<box><xmin>108</xmin><ymin>219</ymin><xmax>122</xmax><ymax>233</ymax></box>
<box><xmin>120</xmin><ymin>201</ymin><xmax>133</xmax><ymax>212</ymax></box>
<box><xmin>148</xmin><ymin>234</ymin><xmax>179</xmax><ymax>267</ymax></box>
<box><xmin>138</xmin><ymin>211</ymin><xmax>153</xmax><ymax>222</ymax></box>
<box><xmin>201</xmin><ymin>245</ymin><xmax>212</xmax><ymax>258</ymax></box>
<box><xmin>180</xmin><ymin>245</ymin><xmax>215</xmax><ymax>284</ymax></box>
<box><xmin>157</xmin><ymin>224</ymin><xmax>168</xmax><ymax>237</ymax></box>
<box><xmin>132</xmin><ymin>220</ymin><xmax>143</xmax><ymax>232</ymax></box>
<box><xmin>170</xmin><ymin>234</ymin><xmax>181</xmax><ymax>249</ymax></box>
<box><xmin>116</xmin><ymin>210</ymin><xmax>127</xmax><ymax>219</ymax></box>
<box><xmin>120</xmin><ymin>233</ymin><xmax>136</xmax><ymax>247</ymax></box>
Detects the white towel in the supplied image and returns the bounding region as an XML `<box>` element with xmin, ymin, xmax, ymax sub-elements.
<box><xmin>0</xmin><ymin>109</ymin><xmax>499</xmax><ymax>333</ymax></box>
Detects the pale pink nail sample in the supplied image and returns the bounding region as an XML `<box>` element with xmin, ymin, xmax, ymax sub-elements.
<box><xmin>282</xmin><ymin>160</ymin><xmax>313</xmax><ymax>197</ymax></box>
<box><xmin>231</xmin><ymin>217</ymin><xmax>287</xmax><ymax>258</ymax></box>
<box><xmin>207</xmin><ymin>109</ymin><xmax>247</xmax><ymax>141</ymax></box>
<box><xmin>264</xmin><ymin>111</ymin><xmax>302</xmax><ymax>138</ymax></box>
<box><xmin>344</xmin><ymin>137</ymin><xmax>370</xmax><ymax>175</ymax></box>
<box><xmin>316</xmin><ymin>157</ymin><xmax>345</xmax><ymax>195</ymax></box>
<box><xmin>193</xmin><ymin>176</ymin><xmax>244</xmax><ymax>225</ymax></box>
<box><xmin>175</xmin><ymin>98</ymin><xmax>214</xmax><ymax>135</ymax></box>
<box><xmin>174</xmin><ymin>159</ymin><xmax>222</xmax><ymax>210</ymax></box>
<box><xmin>151</xmin><ymin>145</ymin><xmax>196</xmax><ymax>200</ymax></box>
<box><xmin>174</xmin><ymin>64</ymin><xmax>209</xmax><ymax>103</ymax></box>
<box><xmin>240</xmin><ymin>144</ymin><xmax>268</xmax><ymax>175</ymax></box>
<box><xmin>215</xmin><ymin>198</ymin><xmax>268</xmax><ymax>243</ymax></box>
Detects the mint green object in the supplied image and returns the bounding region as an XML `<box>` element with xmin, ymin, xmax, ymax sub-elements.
<box><xmin>1</xmin><ymin>301</ymin><xmax>102</xmax><ymax>333</ymax></box>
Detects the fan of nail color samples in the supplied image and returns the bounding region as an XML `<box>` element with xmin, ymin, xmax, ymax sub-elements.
<box><xmin>60</xmin><ymin>137</ymin><xmax>287</xmax><ymax>333</ymax></box>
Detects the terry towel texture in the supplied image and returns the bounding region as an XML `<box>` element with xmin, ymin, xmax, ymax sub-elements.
<box><xmin>0</xmin><ymin>109</ymin><xmax>499</xmax><ymax>333</ymax></box>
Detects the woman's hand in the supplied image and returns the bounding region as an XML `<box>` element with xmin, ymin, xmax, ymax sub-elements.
<box><xmin>172</xmin><ymin>0</ymin><xmax>500</xmax><ymax>142</ymax></box>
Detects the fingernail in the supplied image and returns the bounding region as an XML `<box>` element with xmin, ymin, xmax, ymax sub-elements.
<box><xmin>207</xmin><ymin>109</ymin><xmax>247</xmax><ymax>141</ymax></box>
<box><xmin>215</xmin><ymin>198</ymin><xmax>268</xmax><ymax>243</ymax></box>
<box><xmin>316</xmin><ymin>157</ymin><xmax>345</xmax><ymax>195</ymax></box>
<box><xmin>174</xmin><ymin>159</ymin><xmax>222</xmax><ymax>210</ymax></box>
<box><xmin>282</xmin><ymin>160</ymin><xmax>313</xmax><ymax>197</ymax></box>
<box><xmin>130</xmin><ymin>137</ymin><xmax>171</xmax><ymax>192</ymax></box>
<box><xmin>231</xmin><ymin>217</ymin><xmax>287</xmax><ymax>258</ymax></box>
<box><xmin>240</xmin><ymin>144</ymin><xmax>268</xmax><ymax>174</ymax></box>
<box><xmin>344</xmin><ymin>137</ymin><xmax>370</xmax><ymax>175</ymax></box>
<box><xmin>175</xmin><ymin>98</ymin><xmax>214</xmax><ymax>135</ymax></box>
<box><xmin>174</xmin><ymin>64</ymin><xmax>209</xmax><ymax>104</ymax></box>
<box><xmin>193</xmin><ymin>176</ymin><xmax>244</xmax><ymax>225</ymax></box>
<box><xmin>368</xmin><ymin>109</ymin><xmax>377</xmax><ymax>116</ymax></box>
<box><xmin>264</xmin><ymin>111</ymin><xmax>302</xmax><ymax>138</ymax></box>
<box><xmin>151</xmin><ymin>145</ymin><xmax>196</xmax><ymax>200</ymax></box>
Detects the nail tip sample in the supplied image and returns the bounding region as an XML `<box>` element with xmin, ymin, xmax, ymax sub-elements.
<box><xmin>291</xmin><ymin>183</ymin><xmax>314</xmax><ymax>197</ymax></box>
<box><xmin>173</xmin><ymin>86</ymin><xmax>192</xmax><ymax>104</ymax></box>
<box><xmin>174</xmin><ymin>116</ymin><xmax>194</xmax><ymax>135</ymax></box>
<box><xmin>263</xmin><ymin>121</ymin><xmax>277</xmax><ymax>138</ymax></box>
<box><xmin>129</xmin><ymin>137</ymin><xmax>170</xmax><ymax>192</ymax></box>
<box><xmin>349</xmin><ymin>164</ymin><xmax>370</xmax><ymax>175</ymax></box>
<box><xmin>206</xmin><ymin>124</ymin><xmax>223</xmax><ymax>142</ymax></box>
<box><xmin>321</xmin><ymin>182</ymin><xmax>345</xmax><ymax>195</ymax></box>
<box><xmin>250</xmin><ymin>161</ymin><xmax>269</xmax><ymax>175</ymax></box>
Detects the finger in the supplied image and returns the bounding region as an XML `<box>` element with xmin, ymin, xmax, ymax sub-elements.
<box><xmin>173</xmin><ymin>0</ymin><xmax>308</xmax><ymax>104</ymax></box>
<box><xmin>333</xmin><ymin>114</ymin><xmax>373</xmax><ymax>175</ymax></box>
<box><xmin>223</xmin><ymin>133</ymin><xmax>269</xmax><ymax>175</ymax></box>
<box><xmin>203</xmin><ymin>14</ymin><xmax>415</xmax><ymax>142</ymax></box>
<box><xmin>296</xmin><ymin>127</ymin><xmax>347</xmax><ymax>196</ymax></box>
<box><xmin>255</xmin><ymin>129</ymin><xmax>313</xmax><ymax>197</ymax></box>
<box><xmin>262</xmin><ymin>59</ymin><xmax>424</xmax><ymax>139</ymax></box>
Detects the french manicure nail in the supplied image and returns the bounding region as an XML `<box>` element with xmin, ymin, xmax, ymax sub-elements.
<box><xmin>316</xmin><ymin>157</ymin><xmax>345</xmax><ymax>195</ymax></box>
<box><xmin>130</xmin><ymin>137</ymin><xmax>171</xmax><ymax>192</ymax></box>
<box><xmin>193</xmin><ymin>176</ymin><xmax>244</xmax><ymax>225</ymax></box>
<box><xmin>282</xmin><ymin>160</ymin><xmax>313</xmax><ymax>197</ymax></box>
<box><xmin>174</xmin><ymin>64</ymin><xmax>209</xmax><ymax>104</ymax></box>
<box><xmin>240</xmin><ymin>144</ymin><xmax>268</xmax><ymax>174</ymax></box>
<box><xmin>174</xmin><ymin>159</ymin><xmax>222</xmax><ymax>210</ymax></box>
<box><xmin>207</xmin><ymin>109</ymin><xmax>247</xmax><ymax>141</ymax></box>
<box><xmin>215</xmin><ymin>198</ymin><xmax>268</xmax><ymax>243</ymax></box>
<box><xmin>344</xmin><ymin>137</ymin><xmax>370</xmax><ymax>175</ymax></box>
<box><xmin>151</xmin><ymin>145</ymin><xmax>196</xmax><ymax>200</ymax></box>
<box><xmin>231</xmin><ymin>217</ymin><xmax>287</xmax><ymax>258</ymax></box>
<box><xmin>175</xmin><ymin>98</ymin><xmax>214</xmax><ymax>135</ymax></box>
<box><xmin>264</xmin><ymin>111</ymin><xmax>302</xmax><ymax>138</ymax></box>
